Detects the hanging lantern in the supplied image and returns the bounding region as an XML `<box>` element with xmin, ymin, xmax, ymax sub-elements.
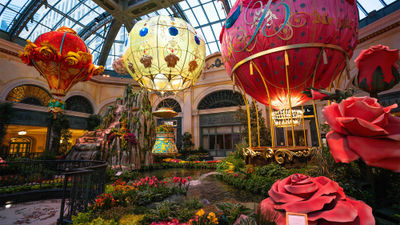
<box><xmin>220</xmin><ymin>0</ymin><xmax>358</xmax><ymax>163</ymax></box>
<box><xmin>220</xmin><ymin>0</ymin><xmax>358</xmax><ymax>110</ymax></box>
<box><xmin>19</xmin><ymin>26</ymin><xmax>104</xmax><ymax>115</ymax></box>
<box><xmin>123</xmin><ymin>15</ymin><xmax>206</xmax><ymax>94</ymax></box>
<box><xmin>152</xmin><ymin>108</ymin><xmax>179</xmax><ymax>156</ymax></box>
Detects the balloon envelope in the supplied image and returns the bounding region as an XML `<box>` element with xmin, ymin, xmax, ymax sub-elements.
<box><xmin>20</xmin><ymin>27</ymin><xmax>104</xmax><ymax>97</ymax></box>
<box><xmin>220</xmin><ymin>0</ymin><xmax>358</xmax><ymax>110</ymax></box>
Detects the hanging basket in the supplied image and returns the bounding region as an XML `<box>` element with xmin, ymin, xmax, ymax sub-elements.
<box><xmin>152</xmin><ymin>131</ymin><xmax>178</xmax><ymax>156</ymax></box>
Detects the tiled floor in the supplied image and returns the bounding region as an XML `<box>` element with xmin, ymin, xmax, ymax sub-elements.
<box><xmin>0</xmin><ymin>199</ymin><xmax>61</xmax><ymax>225</ymax></box>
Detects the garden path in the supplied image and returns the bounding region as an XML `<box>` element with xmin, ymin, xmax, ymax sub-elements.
<box><xmin>0</xmin><ymin>199</ymin><xmax>60</xmax><ymax>225</ymax></box>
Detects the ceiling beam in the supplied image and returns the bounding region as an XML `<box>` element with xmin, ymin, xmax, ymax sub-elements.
<box><xmin>78</xmin><ymin>12</ymin><xmax>113</xmax><ymax>40</ymax></box>
<box><xmin>97</xmin><ymin>19</ymin><xmax>123</xmax><ymax>66</ymax></box>
<box><xmin>170</xmin><ymin>4</ymin><xmax>188</xmax><ymax>22</ymax></box>
<box><xmin>219</xmin><ymin>0</ymin><xmax>231</xmax><ymax>15</ymax></box>
<box><xmin>8</xmin><ymin>0</ymin><xmax>46</xmax><ymax>41</ymax></box>
<box><xmin>51</xmin><ymin>0</ymin><xmax>89</xmax><ymax>30</ymax></box>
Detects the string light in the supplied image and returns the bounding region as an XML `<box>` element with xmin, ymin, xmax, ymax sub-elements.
<box><xmin>272</xmin><ymin>109</ymin><xmax>303</xmax><ymax>128</ymax></box>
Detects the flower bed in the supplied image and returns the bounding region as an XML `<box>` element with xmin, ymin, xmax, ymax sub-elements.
<box><xmin>72</xmin><ymin>176</ymin><xmax>193</xmax><ymax>224</ymax></box>
<box><xmin>216</xmin><ymin>155</ymin><xmax>314</xmax><ymax>196</ymax></box>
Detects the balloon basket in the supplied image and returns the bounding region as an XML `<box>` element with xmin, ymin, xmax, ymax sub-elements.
<box><xmin>243</xmin><ymin>146</ymin><xmax>317</xmax><ymax>165</ymax></box>
<box><xmin>230</xmin><ymin>43</ymin><xmax>352</xmax><ymax>165</ymax></box>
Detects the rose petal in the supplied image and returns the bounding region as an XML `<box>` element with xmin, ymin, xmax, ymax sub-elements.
<box><xmin>347</xmin><ymin>136</ymin><xmax>400</xmax><ymax>172</ymax></box>
<box><xmin>284</xmin><ymin>182</ymin><xmax>318</xmax><ymax>196</ymax></box>
<box><xmin>371</xmin><ymin>113</ymin><xmax>388</xmax><ymax>128</ymax></box>
<box><xmin>258</xmin><ymin>198</ymin><xmax>285</xmax><ymax>225</ymax></box>
<box><xmin>308</xmin><ymin>200</ymin><xmax>358</xmax><ymax>222</ymax></box>
<box><xmin>269</xmin><ymin>179</ymin><xmax>304</xmax><ymax>203</ymax></box>
<box><xmin>346</xmin><ymin>198</ymin><xmax>375</xmax><ymax>225</ymax></box>
<box><xmin>326</xmin><ymin>131</ymin><xmax>359</xmax><ymax>163</ymax></box>
<box><xmin>341</xmin><ymin>98</ymin><xmax>383</xmax><ymax>122</ymax></box>
<box><xmin>274</xmin><ymin>195</ymin><xmax>336</xmax><ymax>214</ymax></box>
<box><xmin>337</xmin><ymin>117</ymin><xmax>388</xmax><ymax>137</ymax></box>
<box><xmin>290</xmin><ymin>174</ymin><xmax>312</xmax><ymax>185</ymax></box>
<box><xmin>383</xmin><ymin>104</ymin><xmax>398</xmax><ymax>113</ymax></box>
<box><xmin>322</xmin><ymin>104</ymin><xmax>348</xmax><ymax>134</ymax></box>
<box><xmin>364</xmin><ymin>157</ymin><xmax>400</xmax><ymax>173</ymax></box>
<box><xmin>384</xmin><ymin>115</ymin><xmax>400</xmax><ymax>141</ymax></box>
<box><xmin>338</xmin><ymin>96</ymin><xmax>358</xmax><ymax>116</ymax></box>
<box><xmin>311</xmin><ymin>176</ymin><xmax>345</xmax><ymax>199</ymax></box>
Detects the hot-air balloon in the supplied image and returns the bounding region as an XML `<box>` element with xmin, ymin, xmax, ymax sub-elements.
<box><xmin>220</xmin><ymin>0</ymin><xmax>358</xmax><ymax>163</ymax></box>
<box><xmin>19</xmin><ymin>27</ymin><xmax>104</xmax><ymax>117</ymax></box>
<box><xmin>121</xmin><ymin>15</ymin><xmax>206</xmax><ymax>156</ymax></box>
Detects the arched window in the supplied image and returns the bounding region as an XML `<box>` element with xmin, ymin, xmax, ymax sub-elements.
<box><xmin>6</xmin><ymin>85</ymin><xmax>51</xmax><ymax>106</ymax></box>
<box><xmin>66</xmin><ymin>96</ymin><xmax>94</xmax><ymax>114</ymax></box>
<box><xmin>156</xmin><ymin>98</ymin><xmax>182</xmax><ymax>112</ymax></box>
<box><xmin>197</xmin><ymin>90</ymin><xmax>244</xmax><ymax>110</ymax></box>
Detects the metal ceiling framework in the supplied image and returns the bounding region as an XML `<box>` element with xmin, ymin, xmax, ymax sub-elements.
<box><xmin>8</xmin><ymin>0</ymin><xmax>46</xmax><ymax>41</ymax></box>
<box><xmin>78</xmin><ymin>12</ymin><xmax>114</xmax><ymax>40</ymax></box>
<box><xmin>97</xmin><ymin>19</ymin><xmax>122</xmax><ymax>66</ymax></box>
<box><xmin>0</xmin><ymin>0</ymin><xmax>398</xmax><ymax>70</ymax></box>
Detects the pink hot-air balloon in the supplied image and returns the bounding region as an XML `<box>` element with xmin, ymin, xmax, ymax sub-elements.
<box><xmin>220</xmin><ymin>0</ymin><xmax>359</xmax><ymax>110</ymax></box>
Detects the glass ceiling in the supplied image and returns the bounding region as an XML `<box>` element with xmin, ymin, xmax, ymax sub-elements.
<box><xmin>0</xmin><ymin>0</ymin><xmax>398</xmax><ymax>70</ymax></box>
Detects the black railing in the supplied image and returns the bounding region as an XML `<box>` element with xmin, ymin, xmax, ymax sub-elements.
<box><xmin>0</xmin><ymin>160</ymin><xmax>107</xmax><ymax>224</ymax></box>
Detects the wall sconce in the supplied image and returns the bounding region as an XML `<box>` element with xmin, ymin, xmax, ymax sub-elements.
<box><xmin>18</xmin><ymin>130</ymin><xmax>27</xmax><ymax>136</ymax></box>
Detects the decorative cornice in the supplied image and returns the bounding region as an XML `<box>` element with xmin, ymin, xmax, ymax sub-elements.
<box><xmin>0</xmin><ymin>46</ymin><xmax>19</xmax><ymax>57</ymax></box>
<box><xmin>358</xmin><ymin>21</ymin><xmax>400</xmax><ymax>44</ymax></box>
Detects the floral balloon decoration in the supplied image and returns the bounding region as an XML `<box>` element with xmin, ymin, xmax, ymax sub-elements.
<box><xmin>112</xmin><ymin>57</ymin><xmax>128</xmax><ymax>75</ymax></box>
<box><xmin>19</xmin><ymin>26</ymin><xmax>104</xmax><ymax>115</ymax></box>
<box><xmin>123</xmin><ymin>15</ymin><xmax>206</xmax><ymax>94</ymax></box>
<box><xmin>220</xmin><ymin>0</ymin><xmax>359</xmax><ymax>110</ymax></box>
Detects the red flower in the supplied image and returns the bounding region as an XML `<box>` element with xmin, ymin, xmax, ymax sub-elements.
<box><xmin>181</xmin><ymin>179</ymin><xmax>187</xmax><ymax>184</ymax></box>
<box><xmin>173</xmin><ymin>177</ymin><xmax>181</xmax><ymax>183</ymax></box>
<box><xmin>323</xmin><ymin>96</ymin><xmax>400</xmax><ymax>172</ymax></box>
<box><xmin>259</xmin><ymin>174</ymin><xmax>374</xmax><ymax>225</ymax></box>
<box><xmin>355</xmin><ymin>45</ymin><xmax>399</xmax><ymax>95</ymax></box>
<box><xmin>187</xmin><ymin>176</ymin><xmax>191</xmax><ymax>181</ymax></box>
<box><xmin>311</xmin><ymin>89</ymin><xmax>328</xmax><ymax>100</ymax></box>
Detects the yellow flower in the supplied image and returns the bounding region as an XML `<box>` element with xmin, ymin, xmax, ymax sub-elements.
<box><xmin>23</xmin><ymin>39</ymin><xmax>37</xmax><ymax>54</ymax></box>
<box><xmin>78</xmin><ymin>51</ymin><xmax>92</xmax><ymax>64</ymax></box>
<box><xmin>88</xmin><ymin>64</ymin><xmax>105</xmax><ymax>76</ymax></box>
<box><xmin>195</xmin><ymin>209</ymin><xmax>205</xmax><ymax>217</ymax></box>
<box><xmin>207</xmin><ymin>212</ymin><xmax>218</xmax><ymax>224</ymax></box>
<box><xmin>38</xmin><ymin>43</ymin><xmax>58</xmax><ymax>61</ymax></box>
<box><xmin>65</xmin><ymin>51</ymin><xmax>81</xmax><ymax>65</ymax></box>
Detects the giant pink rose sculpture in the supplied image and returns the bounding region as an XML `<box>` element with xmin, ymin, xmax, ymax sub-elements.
<box><xmin>259</xmin><ymin>174</ymin><xmax>374</xmax><ymax>225</ymax></box>
<box><xmin>323</xmin><ymin>96</ymin><xmax>400</xmax><ymax>172</ymax></box>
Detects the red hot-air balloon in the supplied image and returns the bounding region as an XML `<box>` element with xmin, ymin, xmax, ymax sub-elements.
<box><xmin>20</xmin><ymin>27</ymin><xmax>104</xmax><ymax>115</ymax></box>
<box><xmin>220</xmin><ymin>0</ymin><xmax>358</xmax><ymax>160</ymax></box>
<box><xmin>220</xmin><ymin>0</ymin><xmax>358</xmax><ymax>110</ymax></box>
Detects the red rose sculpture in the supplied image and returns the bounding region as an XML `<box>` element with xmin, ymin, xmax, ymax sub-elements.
<box><xmin>259</xmin><ymin>174</ymin><xmax>374</xmax><ymax>225</ymax></box>
<box><xmin>323</xmin><ymin>96</ymin><xmax>400</xmax><ymax>172</ymax></box>
<box><xmin>355</xmin><ymin>45</ymin><xmax>399</xmax><ymax>97</ymax></box>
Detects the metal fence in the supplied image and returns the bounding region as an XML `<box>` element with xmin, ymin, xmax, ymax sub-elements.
<box><xmin>0</xmin><ymin>160</ymin><xmax>107</xmax><ymax>224</ymax></box>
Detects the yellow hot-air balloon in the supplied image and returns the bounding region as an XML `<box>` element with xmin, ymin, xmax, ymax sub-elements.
<box><xmin>122</xmin><ymin>15</ymin><xmax>206</xmax><ymax>155</ymax></box>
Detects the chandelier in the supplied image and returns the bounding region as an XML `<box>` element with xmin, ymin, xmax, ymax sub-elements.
<box><xmin>122</xmin><ymin>15</ymin><xmax>206</xmax><ymax>94</ymax></box>
<box><xmin>272</xmin><ymin>109</ymin><xmax>303</xmax><ymax>128</ymax></box>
